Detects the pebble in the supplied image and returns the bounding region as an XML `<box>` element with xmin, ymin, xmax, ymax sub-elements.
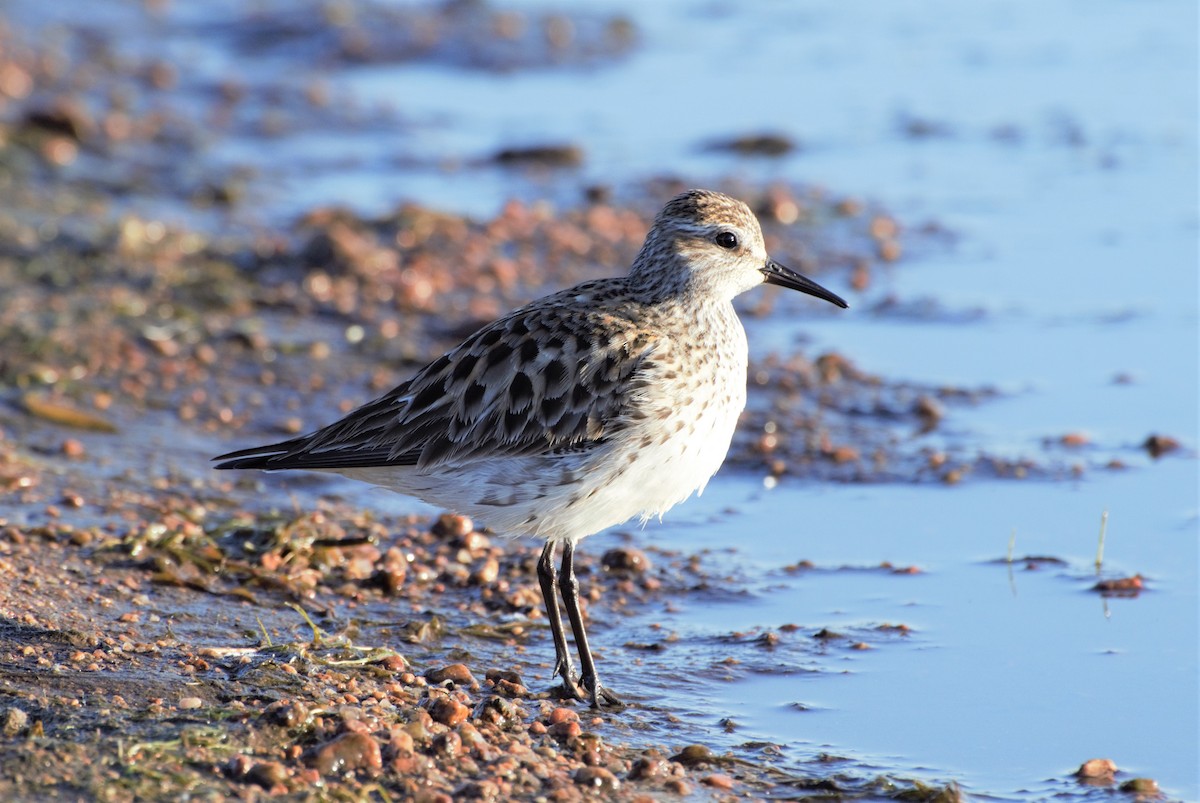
<box><xmin>266</xmin><ymin>700</ymin><xmax>309</xmax><ymax>728</ymax></box>
<box><xmin>457</xmin><ymin>721</ymin><xmax>486</xmax><ymax>750</ymax></box>
<box><xmin>245</xmin><ymin>760</ymin><xmax>288</xmax><ymax>789</ymax></box>
<box><xmin>484</xmin><ymin>667</ymin><xmax>524</xmax><ymax>686</ymax></box>
<box><xmin>473</xmin><ymin>696</ymin><xmax>522</xmax><ymax>727</ymax></box>
<box><xmin>700</xmin><ymin>773</ymin><xmax>734</xmax><ymax>790</ymax></box>
<box><xmin>708</xmin><ymin>133</ymin><xmax>795</xmax><ymax>156</ymax></box>
<box><xmin>600</xmin><ymin>547</ymin><xmax>651</xmax><ymax>574</ymax></box>
<box><xmin>671</xmin><ymin>744</ymin><xmax>714</xmax><ymax>767</ymax></box>
<box><xmin>1091</xmin><ymin>575</ymin><xmax>1144</xmax><ymax>596</ymax></box>
<box><xmin>492</xmin><ymin>144</ymin><xmax>584</xmax><ymax>167</ymax></box>
<box><xmin>425</xmin><ymin>663</ymin><xmax>478</xmax><ymax>688</ymax></box>
<box><xmin>456</xmin><ymin>780</ymin><xmax>501</xmax><ymax>800</ymax></box>
<box><xmin>378</xmin><ymin>653</ymin><xmax>407</xmax><ymax>672</ymax></box>
<box><xmin>431</xmin><ymin>513</ymin><xmax>474</xmax><ymax>538</ymax></box>
<box><xmin>1119</xmin><ymin>778</ymin><xmax>1160</xmax><ymax>795</ymax></box>
<box><xmin>548</xmin><ymin>707</ymin><xmax>578</xmax><ymax>725</ymax></box>
<box><xmin>431</xmin><ymin>730</ymin><xmax>462</xmax><ymax>758</ymax></box>
<box><xmin>913</xmin><ymin>395</ymin><xmax>943</xmax><ymax>427</ymax></box>
<box><xmin>627</xmin><ymin>754</ymin><xmax>667</xmax><ymax>780</ymax></box>
<box><xmin>389</xmin><ymin>728</ymin><xmax>414</xmax><ymax>755</ymax></box>
<box><xmin>469</xmin><ymin>557</ymin><xmax>500</xmax><ymax>585</ymax></box>
<box><xmin>307</xmin><ymin>731</ymin><xmax>383</xmax><ymax>777</ymax></box>
<box><xmin>662</xmin><ymin>779</ymin><xmax>691</xmax><ymax>795</ymax></box>
<box><xmin>573</xmin><ymin>766</ymin><xmax>620</xmax><ymax>792</ymax></box>
<box><xmin>428</xmin><ymin>696</ymin><xmax>470</xmax><ymax>728</ymax></box>
<box><xmin>547</xmin><ymin>719</ymin><xmax>581</xmax><ymax>739</ymax></box>
<box><xmin>1075</xmin><ymin>758</ymin><xmax>1117</xmax><ymax>781</ymax></box>
<box><xmin>0</xmin><ymin>707</ymin><xmax>28</xmax><ymax>736</ymax></box>
<box><xmin>376</xmin><ymin>566</ymin><xmax>406</xmax><ymax>595</ymax></box>
<box><xmin>454</xmin><ymin>530</ymin><xmax>491</xmax><ymax>552</ymax></box>
<box><xmin>1143</xmin><ymin>434</ymin><xmax>1180</xmax><ymax>458</ymax></box>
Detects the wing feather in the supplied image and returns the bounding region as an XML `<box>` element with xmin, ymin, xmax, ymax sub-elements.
<box><xmin>213</xmin><ymin>283</ymin><xmax>661</xmax><ymax>473</ymax></box>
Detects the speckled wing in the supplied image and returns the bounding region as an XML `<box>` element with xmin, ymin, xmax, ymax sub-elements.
<box><xmin>213</xmin><ymin>287</ymin><xmax>659</xmax><ymax>472</ymax></box>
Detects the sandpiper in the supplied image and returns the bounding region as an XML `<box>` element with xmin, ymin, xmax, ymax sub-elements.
<box><xmin>214</xmin><ymin>189</ymin><xmax>847</xmax><ymax>707</ymax></box>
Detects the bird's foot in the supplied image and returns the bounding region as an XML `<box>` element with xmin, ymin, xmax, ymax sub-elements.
<box><xmin>582</xmin><ymin>674</ymin><xmax>624</xmax><ymax>710</ymax></box>
<box><xmin>550</xmin><ymin>659</ymin><xmax>588</xmax><ymax>702</ymax></box>
<box><xmin>551</xmin><ymin>677</ymin><xmax>589</xmax><ymax>703</ymax></box>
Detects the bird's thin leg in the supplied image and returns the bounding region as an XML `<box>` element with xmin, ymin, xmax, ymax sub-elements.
<box><xmin>537</xmin><ymin>540</ymin><xmax>585</xmax><ymax>701</ymax></box>
<box><xmin>560</xmin><ymin>540</ymin><xmax>623</xmax><ymax>708</ymax></box>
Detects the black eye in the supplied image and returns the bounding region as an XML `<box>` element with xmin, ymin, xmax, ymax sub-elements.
<box><xmin>715</xmin><ymin>231</ymin><xmax>738</xmax><ymax>249</ymax></box>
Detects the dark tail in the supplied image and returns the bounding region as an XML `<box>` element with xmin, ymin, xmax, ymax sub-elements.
<box><xmin>212</xmin><ymin>438</ymin><xmax>308</xmax><ymax>470</ymax></box>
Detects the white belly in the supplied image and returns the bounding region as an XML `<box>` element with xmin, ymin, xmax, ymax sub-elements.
<box><xmin>336</xmin><ymin>314</ymin><xmax>749</xmax><ymax>543</ymax></box>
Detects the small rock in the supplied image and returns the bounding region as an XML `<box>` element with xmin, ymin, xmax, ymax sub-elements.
<box><xmin>484</xmin><ymin>668</ymin><xmax>527</xmax><ymax>697</ymax></box>
<box><xmin>869</xmin><ymin>215</ymin><xmax>900</xmax><ymax>240</ymax></box>
<box><xmin>1075</xmin><ymin>758</ymin><xmax>1117</xmax><ymax>782</ymax></box>
<box><xmin>628</xmin><ymin>753</ymin><xmax>667</xmax><ymax>780</ymax></box>
<box><xmin>878</xmin><ymin>239</ymin><xmax>902</xmax><ymax>262</ymax></box>
<box><xmin>431</xmin><ymin>730</ymin><xmax>462</xmax><ymax>758</ymax></box>
<box><xmin>473</xmin><ymin>696</ymin><xmax>522</xmax><ymax>727</ymax></box>
<box><xmin>454</xmin><ymin>530</ymin><xmax>491</xmax><ymax>551</ymax></box>
<box><xmin>404</xmin><ymin>715</ymin><xmax>431</xmax><ymax>746</ymax></box>
<box><xmin>306</xmin><ymin>731</ymin><xmax>382</xmax><ymax>777</ymax></box>
<box><xmin>432</xmin><ymin>513</ymin><xmax>474</xmax><ymax>538</ymax></box>
<box><xmin>701</xmin><ymin>773</ymin><xmax>735</xmax><ymax>790</ymax></box>
<box><xmin>1091</xmin><ymin>575</ymin><xmax>1144</xmax><ymax>597</ymax></box>
<box><xmin>663</xmin><ymin>779</ymin><xmax>691</xmax><ymax>795</ymax></box>
<box><xmin>492</xmin><ymin>144</ymin><xmax>583</xmax><ymax>167</ymax></box>
<box><xmin>455</xmin><ymin>780</ymin><xmax>501</xmax><ymax>800</ymax></box>
<box><xmin>913</xmin><ymin>396</ymin><xmax>944</xmax><ymax>429</ymax></box>
<box><xmin>1060</xmin><ymin>432</ymin><xmax>1090</xmax><ymax>447</ymax></box>
<box><xmin>375</xmin><ymin>566</ymin><xmax>407</xmax><ymax>595</ymax></box>
<box><xmin>22</xmin><ymin>99</ymin><xmax>94</xmax><ymax>140</ymax></box>
<box><xmin>389</xmin><ymin>728</ymin><xmax>414</xmax><ymax>756</ymax></box>
<box><xmin>227</xmin><ymin>754</ymin><xmax>253</xmax><ymax>778</ymax></box>
<box><xmin>829</xmin><ymin>444</ymin><xmax>859</xmax><ymax>463</ymax></box>
<box><xmin>1119</xmin><ymin>778</ymin><xmax>1160</xmax><ymax>795</ymax></box>
<box><xmin>245</xmin><ymin>760</ymin><xmax>288</xmax><ymax>789</ymax></box>
<box><xmin>469</xmin><ymin>557</ymin><xmax>500</xmax><ymax>585</ymax></box>
<box><xmin>377</xmin><ymin>653</ymin><xmax>407</xmax><ymax>672</ymax></box>
<box><xmin>601</xmin><ymin>547</ymin><xmax>651</xmax><ymax>574</ymax></box>
<box><xmin>485</xmin><ymin>667</ymin><xmax>523</xmax><ymax>686</ymax></box>
<box><xmin>178</xmin><ymin>696</ymin><xmax>204</xmax><ymax>710</ymax></box>
<box><xmin>266</xmin><ymin>700</ymin><xmax>309</xmax><ymax>728</ymax></box>
<box><xmin>425</xmin><ymin>663</ymin><xmax>477</xmax><ymax>688</ymax></box>
<box><xmin>0</xmin><ymin>707</ymin><xmax>28</xmax><ymax>736</ymax></box>
<box><xmin>548</xmin><ymin>707</ymin><xmax>578</xmax><ymax>725</ymax></box>
<box><xmin>1143</xmin><ymin>434</ymin><xmax>1180</xmax><ymax>459</ymax></box>
<box><xmin>548</xmin><ymin>719</ymin><xmax>581</xmax><ymax>739</ymax></box>
<box><xmin>457</xmin><ymin>721</ymin><xmax>487</xmax><ymax>749</ymax></box>
<box><xmin>428</xmin><ymin>696</ymin><xmax>470</xmax><ymax>728</ymax></box>
<box><xmin>707</xmin><ymin>133</ymin><xmax>796</xmax><ymax>156</ymax></box>
<box><xmin>573</xmin><ymin>766</ymin><xmax>620</xmax><ymax>792</ymax></box>
<box><xmin>671</xmin><ymin>744</ymin><xmax>715</xmax><ymax>767</ymax></box>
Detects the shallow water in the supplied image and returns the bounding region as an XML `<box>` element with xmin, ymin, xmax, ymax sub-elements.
<box><xmin>586</xmin><ymin>464</ymin><xmax>1198</xmax><ymax>798</ymax></box>
<box><xmin>13</xmin><ymin>0</ymin><xmax>1197</xmax><ymax>797</ymax></box>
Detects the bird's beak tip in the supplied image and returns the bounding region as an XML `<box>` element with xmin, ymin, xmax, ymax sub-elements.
<box><xmin>762</xmin><ymin>259</ymin><xmax>848</xmax><ymax>309</ymax></box>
